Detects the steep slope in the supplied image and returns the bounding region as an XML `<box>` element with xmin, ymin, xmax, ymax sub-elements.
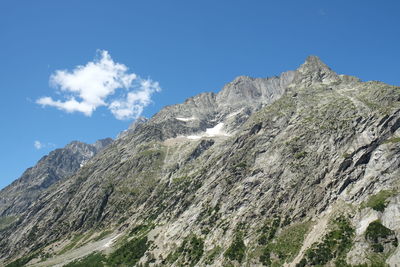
<box><xmin>0</xmin><ymin>138</ymin><xmax>112</xmax><ymax>224</ymax></box>
<box><xmin>1</xmin><ymin>56</ymin><xmax>400</xmax><ymax>267</ymax></box>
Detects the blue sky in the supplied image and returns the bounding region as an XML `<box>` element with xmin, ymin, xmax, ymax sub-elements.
<box><xmin>0</xmin><ymin>0</ymin><xmax>399</xmax><ymax>189</ymax></box>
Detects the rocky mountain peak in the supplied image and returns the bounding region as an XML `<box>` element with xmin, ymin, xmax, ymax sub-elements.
<box><xmin>231</xmin><ymin>75</ymin><xmax>253</xmax><ymax>84</ymax></box>
<box><xmin>1</xmin><ymin>56</ymin><xmax>400</xmax><ymax>267</ymax></box>
<box><xmin>0</xmin><ymin>137</ymin><xmax>112</xmax><ymax>217</ymax></box>
<box><xmin>117</xmin><ymin>117</ymin><xmax>149</xmax><ymax>139</ymax></box>
<box><xmin>63</xmin><ymin>138</ymin><xmax>112</xmax><ymax>158</ymax></box>
<box><xmin>301</xmin><ymin>55</ymin><xmax>329</xmax><ymax>70</ymax></box>
<box><xmin>129</xmin><ymin>117</ymin><xmax>148</xmax><ymax>129</ymax></box>
<box><xmin>93</xmin><ymin>138</ymin><xmax>113</xmax><ymax>151</ymax></box>
<box><xmin>292</xmin><ymin>55</ymin><xmax>340</xmax><ymax>86</ymax></box>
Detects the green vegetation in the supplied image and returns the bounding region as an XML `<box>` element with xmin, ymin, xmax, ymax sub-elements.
<box><xmin>26</xmin><ymin>224</ymin><xmax>39</xmax><ymax>241</ymax></box>
<box><xmin>181</xmin><ymin>235</ymin><xmax>204</xmax><ymax>266</ymax></box>
<box><xmin>0</xmin><ymin>216</ymin><xmax>17</xmax><ymax>230</ymax></box>
<box><xmin>257</xmin><ymin>217</ymin><xmax>280</xmax><ymax>266</ymax></box>
<box><xmin>362</xmin><ymin>252</ymin><xmax>391</xmax><ymax>267</ymax></box>
<box><xmin>342</xmin><ymin>152</ymin><xmax>351</xmax><ymax>158</ymax></box>
<box><xmin>298</xmin><ymin>216</ymin><xmax>354</xmax><ymax>266</ymax></box>
<box><xmin>58</xmin><ymin>233</ymin><xmax>86</xmax><ymax>255</ymax></box>
<box><xmin>92</xmin><ymin>230</ymin><xmax>113</xmax><ymax>242</ymax></box>
<box><xmin>129</xmin><ymin>223</ymin><xmax>154</xmax><ymax>237</ymax></box>
<box><xmin>297</xmin><ymin>91</ymin><xmax>357</xmax><ymax>135</ymax></box>
<box><xmin>384</xmin><ymin>137</ymin><xmax>400</xmax><ymax>144</ymax></box>
<box><xmin>234</xmin><ymin>162</ymin><xmax>247</xmax><ymax>169</ymax></box>
<box><xmin>64</xmin><ymin>252</ymin><xmax>107</xmax><ymax>267</ymax></box>
<box><xmin>5</xmin><ymin>252</ymin><xmax>39</xmax><ymax>267</ymax></box>
<box><xmin>172</xmin><ymin>175</ymin><xmax>190</xmax><ymax>185</ymax></box>
<box><xmin>365</xmin><ymin>220</ymin><xmax>398</xmax><ymax>252</ymax></box>
<box><xmin>258</xmin><ymin>216</ymin><xmax>280</xmax><ymax>245</ymax></box>
<box><xmin>271</xmin><ymin>221</ymin><xmax>312</xmax><ymax>263</ymax></box>
<box><xmin>362</xmin><ymin>190</ymin><xmax>395</xmax><ymax>212</ymax></box>
<box><xmin>205</xmin><ymin>246</ymin><xmax>222</xmax><ymax>265</ymax></box>
<box><xmin>224</xmin><ymin>231</ymin><xmax>246</xmax><ymax>263</ymax></box>
<box><xmin>107</xmin><ymin>236</ymin><xmax>149</xmax><ymax>266</ymax></box>
<box><xmin>249</xmin><ymin>94</ymin><xmax>296</xmax><ymax>126</ymax></box>
<box><xmin>294</xmin><ymin>151</ymin><xmax>307</xmax><ymax>159</ymax></box>
<box><xmin>55</xmin><ymin>226</ymin><xmax>153</xmax><ymax>267</ymax></box>
<box><xmin>284</xmin><ymin>136</ymin><xmax>309</xmax><ymax>160</ymax></box>
<box><xmin>259</xmin><ymin>246</ymin><xmax>272</xmax><ymax>266</ymax></box>
<box><xmin>258</xmin><ymin>221</ymin><xmax>311</xmax><ymax>266</ymax></box>
<box><xmin>165</xmin><ymin>234</ymin><xmax>204</xmax><ymax>267</ymax></box>
<box><xmin>357</xmin><ymin>83</ymin><xmax>400</xmax><ymax>115</ymax></box>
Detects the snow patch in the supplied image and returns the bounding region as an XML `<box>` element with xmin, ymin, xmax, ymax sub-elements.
<box><xmin>176</xmin><ymin>116</ymin><xmax>196</xmax><ymax>122</ymax></box>
<box><xmin>102</xmin><ymin>234</ymin><xmax>121</xmax><ymax>249</ymax></box>
<box><xmin>206</xmin><ymin>123</ymin><xmax>226</xmax><ymax>136</ymax></box>
<box><xmin>186</xmin><ymin>123</ymin><xmax>230</xmax><ymax>140</ymax></box>
<box><xmin>187</xmin><ymin>135</ymin><xmax>202</xmax><ymax>140</ymax></box>
<box><xmin>226</xmin><ymin>108</ymin><xmax>243</xmax><ymax>118</ymax></box>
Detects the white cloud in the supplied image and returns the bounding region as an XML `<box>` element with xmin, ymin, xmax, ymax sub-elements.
<box><xmin>34</xmin><ymin>141</ymin><xmax>56</xmax><ymax>150</ymax></box>
<box><xmin>36</xmin><ymin>50</ymin><xmax>160</xmax><ymax>120</ymax></box>
<box><xmin>34</xmin><ymin>140</ymin><xmax>44</xmax><ymax>150</ymax></box>
<box><xmin>109</xmin><ymin>79</ymin><xmax>161</xmax><ymax>120</ymax></box>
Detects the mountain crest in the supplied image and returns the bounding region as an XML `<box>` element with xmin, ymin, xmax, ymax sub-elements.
<box><xmin>4</xmin><ymin>56</ymin><xmax>400</xmax><ymax>267</ymax></box>
<box><xmin>300</xmin><ymin>55</ymin><xmax>331</xmax><ymax>71</ymax></box>
<box><xmin>292</xmin><ymin>55</ymin><xmax>340</xmax><ymax>86</ymax></box>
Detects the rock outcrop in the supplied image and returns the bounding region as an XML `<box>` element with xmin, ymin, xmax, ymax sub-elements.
<box><xmin>0</xmin><ymin>138</ymin><xmax>112</xmax><ymax>218</ymax></box>
<box><xmin>1</xmin><ymin>56</ymin><xmax>400</xmax><ymax>267</ymax></box>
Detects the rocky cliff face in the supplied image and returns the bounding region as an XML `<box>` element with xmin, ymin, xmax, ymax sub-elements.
<box><xmin>0</xmin><ymin>138</ymin><xmax>112</xmax><ymax>219</ymax></box>
<box><xmin>1</xmin><ymin>56</ymin><xmax>400</xmax><ymax>267</ymax></box>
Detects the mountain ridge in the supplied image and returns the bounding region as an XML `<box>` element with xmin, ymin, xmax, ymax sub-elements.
<box><xmin>0</xmin><ymin>138</ymin><xmax>112</xmax><ymax>218</ymax></box>
<box><xmin>1</xmin><ymin>56</ymin><xmax>400</xmax><ymax>267</ymax></box>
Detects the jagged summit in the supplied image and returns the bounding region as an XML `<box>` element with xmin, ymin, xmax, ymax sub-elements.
<box><xmin>127</xmin><ymin>56</ymin><xmax>343</xmax><ymax>140</ymax></box>
<box><xmin>0</xmin><ymin>138</ymin><xmax>112</xmax><ymax>217</ymax></box>
<box><xmin>292</xmin><ymin>55</ymin><xmax>340</xmax><ymax>86</ymax></box>
<box><xmin>117</xmin><ymin>117</ymin><xmax>149</xmax><ymax>139</ymax></box>
<box><xmin>301</xmin><ymin>55</ymin><xmax>331</xmax><ymax>70</ymax></box>
<box><xmin>2</xmin><ymin>57</ymin><xmax>400</xmax><ymax>266</ymax></box>
<box><xmin>119</xmin><ymin>56</ymin><xmax>350</xmax><ymax>142</ymax></box>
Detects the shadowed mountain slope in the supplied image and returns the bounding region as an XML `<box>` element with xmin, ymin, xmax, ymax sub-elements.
<box><xmin>1</xmin><ymin>56</ymin><xmax>400</xmax><ymax>267</ymax></box>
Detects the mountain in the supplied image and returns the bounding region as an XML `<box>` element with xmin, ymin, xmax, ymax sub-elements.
<box><xmin>0</xmin><ymin>138</ymin><xmax>112</xmax><ymax>221</ymax></box>
<box><xmin>1</xmin><ymin>56</ymin><xmax>400</xmax><ymax>267</ymax></box>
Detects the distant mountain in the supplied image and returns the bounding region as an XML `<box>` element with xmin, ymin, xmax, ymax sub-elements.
<box><xmin>0</xmin><ymin>138</ymin><xmax>112</xmax><ymax>218</ymax></box>
<box><xmin>1</xmin><ymin>56</ymin><xmax>400</xmax><ymax>267</ymax></box>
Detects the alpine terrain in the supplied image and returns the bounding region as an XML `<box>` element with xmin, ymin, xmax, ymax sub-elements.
<box><xmin>1</xmin><ymin>56</ymin><xmax>400</xmax><ymax>267</ymax></box>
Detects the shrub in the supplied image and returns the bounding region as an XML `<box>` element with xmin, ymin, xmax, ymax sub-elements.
<box><xmin>107</xmin><ymin>236</ymin><xmax>149</xmax><ymax>266</ymax></box>
<box><xmin>165</xmin><ymin>234</ymin><xmax>204</xmax><ymax>267</ymax></box>
<box><xmin>270</xmin><ymin>221</ymin><xmax>312</xmax><ymax>263</ymax></box>
<box><xmin>5</xmin><ymin>253</ymin><xmax>38</xmax><ymax>267</ymax></box>
<box><xmin>257</xmin><ymin>216</ymin><xmax>280</xmax><ymax>245</ymax></box>
<box><xmin>363</xmin><ymin>190</ymin><xmax>394</xmax><ymax>212</ymax></box>
<box><xmin>365</xmin><ymin>220</ymin><xmax>398</xmax><ymax>252</ymax></box>
<box><xmin>205</xmin><ymin>246</ymin><xmax>222</xmax><ymax>265</ymax></box>
<box><xmin>64</xmin><ymin>253</ymin><xmax>106</xmax><ymax>267</ymax></box>
<box><xmin>299</xmin><ymin>216</ymin><xmax>354</xmax><ymax>266</ymax></box>
<box><xmin>224</xmin><ymin>232</ymin><xmax>246</xmax><ymax>263</ymax></box>
<box><xmin>129</xmin><ymin>223</ymin><xmax>154</xmax><ymax>237</ymax></box>
<box><xmin>384</xmin><ymin>137</ymin><xmax>400</xmax><ymax>144</ymax></box>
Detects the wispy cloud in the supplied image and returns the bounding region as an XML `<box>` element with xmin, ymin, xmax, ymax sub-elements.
<box><xmin>36</xmin><ymin>50</ymin><xmax>161</xmax><ymax>120</ymax></box>
<box><xmin>34</xmin><ymin>141</ymin><xmax>56</xmax><ymax>150</ymax></box>
<box><xmin>34</xmin><ymin>140</ymin><xmax>44</xmax><ymax>150</ymax></box>
<box><xmin>109</xmin><ymin>79</ymin><xmax>160</xmax><ymax>120</ymax></box>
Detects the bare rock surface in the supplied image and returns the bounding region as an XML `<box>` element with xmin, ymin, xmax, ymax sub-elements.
<box><xmin>0</xmin><ymin>138</ymin><xmax>112</xmax><ymax>217</ymax></box>
<box><xmin>1</xmin><ymin>56</ymin><xmax>400</xmax><ymax>266</ymax></box>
